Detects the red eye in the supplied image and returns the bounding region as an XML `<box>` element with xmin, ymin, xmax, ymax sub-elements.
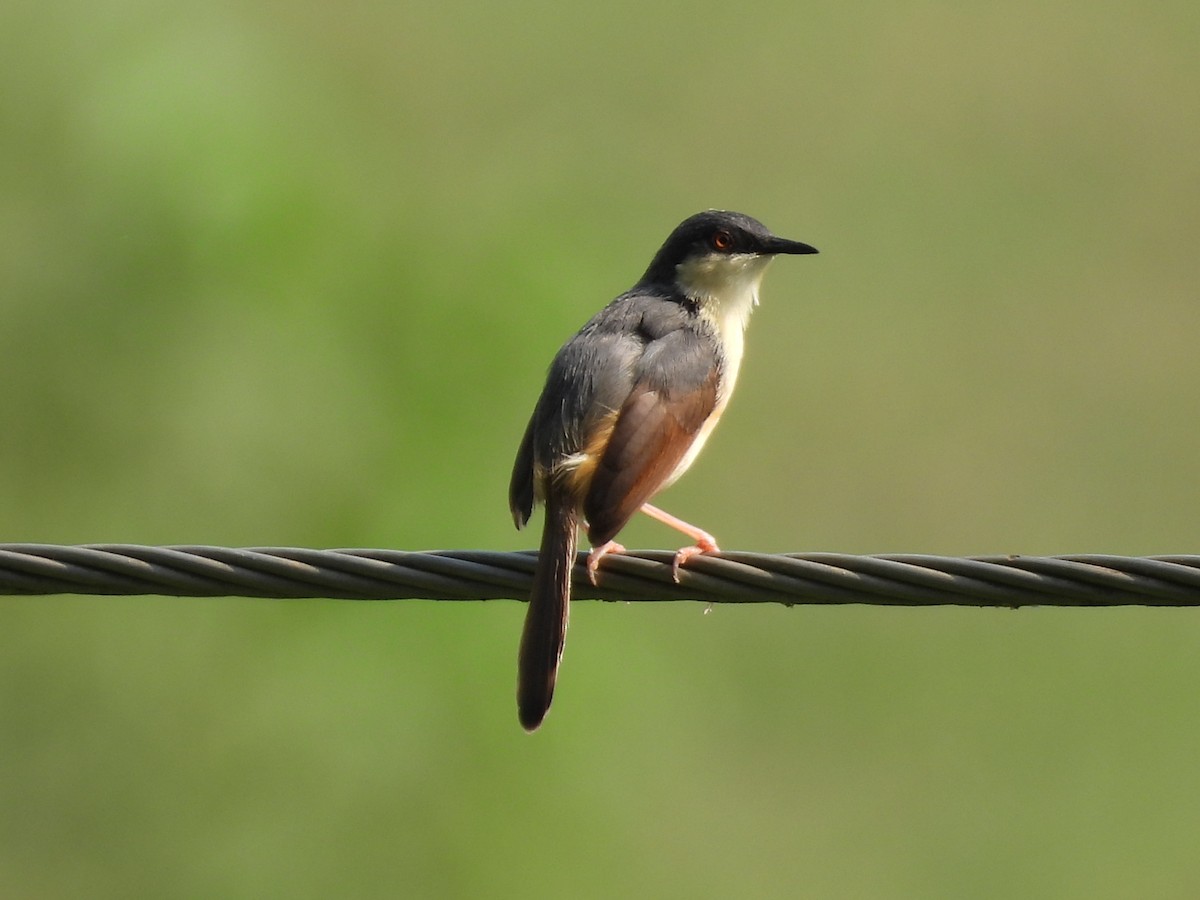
<box><xmin>711</xmin><ymin>230</ymin><xmax>734</xmax><ymax>251</ymax></box>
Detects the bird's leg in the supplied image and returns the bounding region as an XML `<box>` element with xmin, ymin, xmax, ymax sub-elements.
<box><xmin>638</xmin><ymin>502</ymin><xmax>720</xmax><ymax>582</ymax></box>
<box><xmin>586</xmin><ymin>539</ymin><xmax>626</xmax><ymax>585</ymax></box>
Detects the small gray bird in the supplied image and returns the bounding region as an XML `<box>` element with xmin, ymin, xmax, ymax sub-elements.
<box><xmin>509</xmin><ymin>210</ymin><xmax>818</xmax><ymax>730</ymax></box>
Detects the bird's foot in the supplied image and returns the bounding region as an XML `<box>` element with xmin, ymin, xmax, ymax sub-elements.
<box><xmin>671</xmin><ymin>535</ymin><xmax>720</xmax><ymax>583</ymax></box>
<box><xmin>586</xmin><ymin>540</ymin><xmax>626</xmax><ymax>585</ymax></box>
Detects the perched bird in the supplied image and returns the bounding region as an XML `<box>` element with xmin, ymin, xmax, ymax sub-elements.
<box><xmin>509</xmin><ymin>210</ymin><xmax>818</xmax><ymax>730</ymax></box>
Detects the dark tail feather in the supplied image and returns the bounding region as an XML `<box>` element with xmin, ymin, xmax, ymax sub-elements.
<box><xmin>518</xmin><ymin>492</ymin><xmax>577</xmax><ymax>732</ymax></box>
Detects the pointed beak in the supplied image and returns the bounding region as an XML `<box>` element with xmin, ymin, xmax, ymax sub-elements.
<box><xmin>763</xmin><ymin>236</ymin><xmax>819</xmax><ymax>255</ymax></box>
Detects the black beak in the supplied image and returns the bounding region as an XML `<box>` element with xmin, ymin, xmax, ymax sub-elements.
<box><xmin>763</xmin><ymin>236</ymin><xmax>819</xmax><ymax>255</ymax></box>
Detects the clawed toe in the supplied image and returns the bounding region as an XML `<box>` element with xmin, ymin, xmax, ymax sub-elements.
<box><xmin>586</xmin><ymin>540</ymin><xmax>626</xmax><ymax>585</ymax></box>
<box><xmin>670</xmin><ymin>538</ymin><xmax>720</xmax><ymax>583</ymax></box>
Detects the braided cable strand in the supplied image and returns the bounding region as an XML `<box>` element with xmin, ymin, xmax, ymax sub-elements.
<box><xmin>0</xmin><ymin>545</ymin><xmax>1197</xmax><ymax>606</ymax></box>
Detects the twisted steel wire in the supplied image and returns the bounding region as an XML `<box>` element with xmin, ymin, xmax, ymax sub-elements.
<box><xmin>0</xmin><ymin>544</ymin><xmax>1197</xmax><ymax>606</ymax></box>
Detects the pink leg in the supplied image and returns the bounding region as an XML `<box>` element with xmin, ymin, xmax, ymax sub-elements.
<box><xmin>639</xmin><ymin>502</ymin><xmax>720</xmax><ymax>582</ymax></box>
<box><xmin>586</xmin><ymin>539</ymin><xmax>626</xmax><ymax>585</ymax></box>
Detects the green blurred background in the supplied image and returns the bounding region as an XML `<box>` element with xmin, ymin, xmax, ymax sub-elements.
<box><xmin>2</xmin><ymin>1</ymin><xmax>1198</xmax><ymax>896</ymax></box>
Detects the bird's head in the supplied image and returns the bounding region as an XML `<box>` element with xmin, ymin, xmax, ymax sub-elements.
<box><xmin>639</xmin><ymin>210</ymin><xmax>818</xmax><ymax>305</ymax></box>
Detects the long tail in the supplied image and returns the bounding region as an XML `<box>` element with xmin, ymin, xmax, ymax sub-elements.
<box><xmin>518</xmin><ymin>491</ymin><xmax>577</xmax><ymax>732</ymax></box>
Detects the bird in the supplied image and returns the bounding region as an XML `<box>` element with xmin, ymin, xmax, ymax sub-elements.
<box><xmin>508</xmin><ymin>209</ymin><xmax>818</xmax><ymax>731</ymax></box>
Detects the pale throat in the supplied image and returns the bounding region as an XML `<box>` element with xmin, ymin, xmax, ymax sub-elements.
<box><xmin>675</xmin><ymin>252</ymin><xmax>773</xmax><ymax>397</ymax></box>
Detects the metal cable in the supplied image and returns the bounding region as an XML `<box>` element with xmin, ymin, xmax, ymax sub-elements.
<box><xmin>0</xmin><ymin>544</ymin><xmax>1197</xmax><ymax>606</ymax></box>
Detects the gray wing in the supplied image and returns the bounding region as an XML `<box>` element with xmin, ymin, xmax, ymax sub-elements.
<box><xmin>509</xmin><ymin>291</ymin><xmax>716</xmax><ymax>538</ymax></box>
<box><xmin>582</xmin><ymin>325</ymin><xmax>719</xmax><ymax>545</ymax></box>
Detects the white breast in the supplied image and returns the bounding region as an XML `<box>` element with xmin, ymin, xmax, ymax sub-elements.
<box><xmin>665</xmin><ymin>252</ymin><xmax>773</xmax><ymax>485</ymax></box>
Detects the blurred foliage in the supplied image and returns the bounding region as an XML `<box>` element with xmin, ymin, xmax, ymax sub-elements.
<box><xmin>1</xmin><ymin>0</ymin><xmax>1199</xmax><ymax>897</ymax></box>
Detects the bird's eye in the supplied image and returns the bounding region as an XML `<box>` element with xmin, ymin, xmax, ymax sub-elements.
<box><xmin>711</xmin><ymin>230</ymin><xmax>734</xmax><ymax>251</ymax></box>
